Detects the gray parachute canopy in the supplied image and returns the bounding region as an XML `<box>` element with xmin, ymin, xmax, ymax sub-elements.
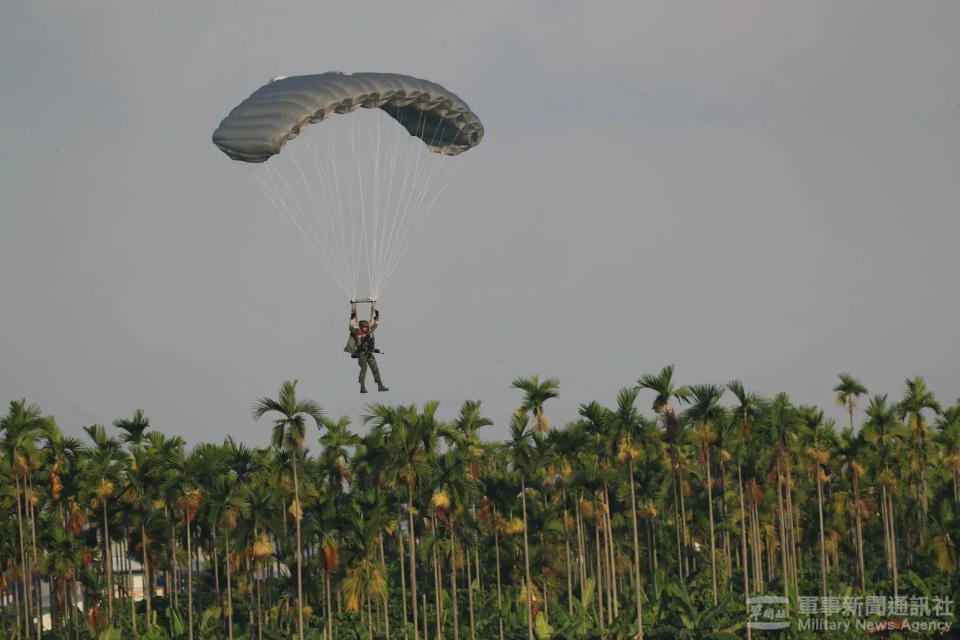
<box><xmin>212</xmin><ymin>72</ymin><xmax>484</xmax><ymax>162</ymax></box>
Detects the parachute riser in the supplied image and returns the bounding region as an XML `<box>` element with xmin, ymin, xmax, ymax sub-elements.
<box><xmin>350</xmin><ymin>297</ymin><xmax>377</xmax><ymax>322</ymax></box>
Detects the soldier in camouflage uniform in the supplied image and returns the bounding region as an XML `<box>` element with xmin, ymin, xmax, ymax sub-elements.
<box><xmin>350</xmin><ymin>306</ymin><xmax>389</xmax><ymax>393</ymax></box>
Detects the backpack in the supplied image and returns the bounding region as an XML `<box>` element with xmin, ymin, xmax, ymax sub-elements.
<box><xmin>344</xmin><ymin>334</ymin><xmax>357</xmax><ymax>357</ymax></box>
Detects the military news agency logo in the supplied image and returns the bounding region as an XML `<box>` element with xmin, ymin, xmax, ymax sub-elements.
<box><xmin>746</xmin><ymin>594</ymin><xmax>954</xmax><ymax>633</ymax></box>
<box><xmin>747</xmin><ymin>596</ymin><xmax>789</xmax><ymax>630</ymax></box>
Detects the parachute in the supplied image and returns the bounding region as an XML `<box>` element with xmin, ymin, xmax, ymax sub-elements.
<box><xmin>212</xmin><ymin>72</ymin><xmax>484</xmax><ymax>301</ymax></box>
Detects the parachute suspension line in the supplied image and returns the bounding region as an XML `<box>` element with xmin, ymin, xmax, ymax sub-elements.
<box><xmin>370</xmin><ymin>109</ymin><xmax>424</xmax><ymax>296</ymax></box>
<box><xmin>380</xmin><ymin>153</ymin><xmax>463</xmax><ymax>293</ymax></box>
<box><xmin>374</xmin><ymin>110</ymin><xmax>434</xmax><ymax>296</ymax></box>
<box><xmin>245</xmin><ymin>162</ymin><xmax>352</xmax><ymax>296</ymax></box>
<box><xmin>370</xmin><ymin>108</ymin><xmax>426</xmax><ymax>297</ymax></box>
<box><xmin>271</xmin><ymin>158</ymin><xmax>354</xmax><ymax>296</ymax></box>
<box><xmin>304</xmin><ymin>133</ymin><xmax>355</xmax><ymax>298</ymax></box>
<box><xmin>374</xmin><ymin>112</ymin><xmax>405</xmax><ymax>295</ymax></box>
<box><xmin>242</xmin><ymin>106</ymin><xmax>468</xmax><ymax>301</ymax></box>
<box><xmin>289</xmin><ymin>143</ymin><xmax>350</xmax><ymax>290</ymax></box>
<box><xmin>369</xmin><ymin>112</ymin><xmax>385</xmax><ymax>299</ymax></box>
<box><xmin>375</xmin><ymin>116</ymin><xmax>465</xmax><ymax>295</ymax></box>
<box><xmin>350</xmin><ymin>116</ymin><xmax>366</xmax><ymax>299</ymax></box>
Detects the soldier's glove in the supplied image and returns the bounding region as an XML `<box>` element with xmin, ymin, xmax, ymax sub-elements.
<box><xmin>350</xmin><ymin>309</ymin><xmax>357</xmax><ymax>319</ymax></box>
<box><xmin>374</xmin><ymin>309</ymin><xmax>380</xmax><ymax>320</ymax></box>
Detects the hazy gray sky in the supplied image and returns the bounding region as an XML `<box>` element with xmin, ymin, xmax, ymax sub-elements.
<box><xmin>2</xmin><ymin>1</ymin><xmax>958</xmax><ymax>446</ymax></box>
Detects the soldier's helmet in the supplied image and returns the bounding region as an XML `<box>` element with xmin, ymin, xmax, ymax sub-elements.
<box><xmin>358</xmin><ymin>319</ymin><xmax>369</xmax><ymax>328</ymax></box>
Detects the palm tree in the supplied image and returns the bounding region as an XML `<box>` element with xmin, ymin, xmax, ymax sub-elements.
<box><xmin>862</xmin><ymin>395</ymin><xmax>907</xmax><ymax>597</ymax></box>
<box><xmin>508</xmin><ymin>413</ymin><xmax>536</xmax><ymax>640</ymax></box>
<box><xmin>1</xmin><ymin>399</ymin><xmax>49</xmax><ymax>640</ymax></box>
<box><xmin>935</xmin><ymin>404</ymin><xmax>960</xmax><ymax>507</ymax></box>
<box><xmin>897</xmin><ymin>376</ymin><xmax>942</xmax><ymax>536</ymax></box>
<box><xmin>114</xmin><ymin>409</ymin><xmax>153</xmax><ymax>632</ymax></box>
<box><xmin>762</xmin><ymin>393</ymin><xmax>799</xmax><ymax>603</ymax></box>
<box><xmin>834</xmin><ymin>373</ymin><xmax>868</xmax><ymax>431</ymax></box>
<box><xmin>836</xmin><ymin>426</ymin><xmax>868</xmax><ymax>593</ymax></box>
<box><xmin>798</xmin><ymin>407</ymin><xmax>836</xmax><ymax>601</ymax></box>
<box><xmin>480</xmin><ymin>471</ymin><xmax>517</xmax><ymax>640</ymax></box>
<box><xmin>365</xmin><ymin>402</ymin><xmax>439</xmax><ymax>640</ymax></box>
<box><xmin>448</xmin><ymin>400</ymin><xmax>492</xmax><ymax>640</ymax></box>
<box><xmin>638</xmin><ymin>365</ymin><xmax>691</xmax><ymax>579</ymax></box>
<box><xmin>83</xmin><ymin>423</ymin><xmax>127</xmax><ymax>626</ymax></box>
<box><xmin>123</xmin><ymin>446</ymin><xmax>157</xmax><ymax>629</ymax></box>
<box><xmin>252</xmin><ymin>379</ymin><xmax>324</xmax><ymax>640</ymax></box>
<box><xmin>681</xmin><ymin>384</ymin><xmax>725</xmax><ymax>606</ymax></box>
<box><xmin>114</xmin><ymin>409</ymin><xmax>151</xmax><ymax>448</ymax></box>
<box><xmin>40</xmin><ymin>523</ymin><xmax>84</xmax><ymax>633</ymax></box>
<box><xmin>511</xmin><ymin>376</ymin><xmax>559</xmax><ymax>433</ymax></box>
<box><xmin>40</xmin><ymin>421</ymin><xmax>86</xmax><ymax>631</ymax></box>
<box><xmin>207</xmin><ymin>472</ymin><xmax>248</xmax><ymax>640</ymax></box>
<box><xmin>238</xmin><ymin>481</ymin><xmax>275</xmax><ymax>640</ymax></box>
<box><xmin>161</xmin><ymin>443</ymin><xmax>207</xmax><ymax>640</ymax></box>
<box><xmin>609</xmin><ymin>387</ymin><xmax>649</xmax><ymax>639</ymax></box>
<box><xmin>429</xmin><ymin>448</ymin><xmax>480</xmax><ymax>640</ymax></box>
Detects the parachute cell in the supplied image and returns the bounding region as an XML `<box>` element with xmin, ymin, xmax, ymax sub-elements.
<box><xmin>212</xmin><ymin>72</ymin><xmax>484</xmax><ymax>163</ymax></box>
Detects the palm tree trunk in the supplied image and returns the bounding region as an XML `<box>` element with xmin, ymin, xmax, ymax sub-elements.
<box><xmin>168</xmin><ymin>513</ymin><xmax>178</xmax><ymax>611</ymax></box>
<box><xmin>15</xmin><ymin>477</ymin><xmax>32</xmax><ymax>640</ymax></box>
<box><xmin>102</xmin><ymin>499</ymin><xmax>113</xmax><ymax>623</ymax></box>
<box><xmin>815</xmin><ymin>467</ymin><xmax>827</xmax><ymax>606</ymax></box>
<box><xmin>186</xmin><ymin>518</ymin><xmax>194</xmax><ymax>640</ymax></box>
<box><xmin>738</xmin><ymin>464</ymin><xmax>752</xmax><ymax>640</ymax></box>
<box><xmin>754</xmin><ymin>501</ymin><xmax>764</xmax><ymax>592</ymax></box>
<box><xmin>380</xmin><ymin>534</ymin><xmax>391</xmax><ymax>640</ymax></box>
<box><xmin>679</xmin><ymin>470</ymin><xmax>691</xmax><ymax>578</ymax></box>
<box><xmin>852</xmin><ymin>472</ymin><xmax>866</xmax><ymax>593</ymax></box>
<box><xmin>212</xmin><ymin>523</ymin><xmax>220</xmax><ymax>600</ymax></box>
<box><xmin>127</xmin><ymin>531</ymin><xmax>136</xmax><ymax>634</ymax></box>
<box><xmin>471</xmin><ymin>503</ymin><xmax>481</xmax><ymax>593</ymax></box>
<box><xmin>718</xmin><ymin>462</ymin><xmax>731</xmax><ymax>580</ymax></box>
<box><xmin>775</xmin><ymin>461</ymin><xmax>789</xmax><ymax>609</ymax></box>
<box><xmin>562</xmin><ymin>491</ymin><xmax>573</xmax><ymax>616</ymax></box>
<box><xmin>449</xmin><ymin>511</ymin><xmax>459</xmax><ymax>640</ymax></box>
<box><xmin>431</xmin><ymin>514</ymin><xmax>443</xmax><ymax>640</ymax></box>
<box><xmin>256</xmin><ymin>557</ymin><xmax>263</xmax><ymax>640</ymax></box>
<box><xmin>408</xmin><ymin>481</ymin><xmax>420</xmax><ymax>640</ymax></box>
<box><xmin>465</xmin><ymin>540</ymin><xmax>475</xmax><ymax>640</ymax></box>
<box><xmin>575</xmin><ymin>494</ymin><xmax>587</xmax><ymax>601</ymax></box>
<box><xmin>628</xmin><ymin>460</ymin><xmax>643</xmax><ymax>639</ymax></box>
<box><xmin>141</xmin><ymin>522</ymin><xmax>151</xmax><ymax>629</ymax></box>
<box><xmin>602</xmin><ymin>485</ymin><xmax>618</xmax><ymax>618</ymax></box>
<box><xmin>326</xmin><ymin>568</ymin><xmax>333</xmax><ymax>640</ymax></box>
<box><xmin>595</xmin><ymin>519</ymin><xmax>605</xmax><ymax>627</ymax></box>
<box><xmin>672</xmin><ymin>470</ymin><xmax>683</xmax><ymax>580</ymax></box>
<box><xmin>493</xmin><ymin>509</ymin><xmax>504</xmax><ymax>640</ymax></box>
<box><xmin>15</xmin><ymin>568</ymin><xmax>23</xmax><ymax>640</ymax></box>
<box><xmin>520</xmin><ymin>477</ymin><xmax>534</xmax><ymax>640</ymax></box>
<box><xmin>292</xmin><ymin>454</ymin><xmax>305</xmax><ymax>640</ymax></box>
<box><xmin>705</xmin><ymin>453</ymin><xmax>718</xmax><ymax>606</ymax></box>
<box><xmin>26</xmin><ymin>476</ymin><xmax>41</xmax><ymax>640</ymax></box>
<box><xmin>785</xmin><ymin>464</ymin><xmax>800</xmax><ymax>598</ymax></box>
<box><xmin>226</xmin><ymin>533</ymin><xmax>233</xmax><ymax>640</ymax></box>
<box><xmin>887</xmin><ymin>486</ymin><xmax>899</xmax><ymax>597</ymax></box>
<box><xmin>367</xmin><ymin>594</ymin><xmax>373</xmax><ymax>640</ymax></box>
<box><xmin>398</xmin><ymin>525</ymin><xmax>408</xmax><ymax>636</ymax></box>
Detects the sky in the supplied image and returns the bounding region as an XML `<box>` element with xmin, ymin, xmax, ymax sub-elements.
<box><xmin>1</xmin><ymin>1</ymin><xmax>958</xmax><ymax>447</ymax></box>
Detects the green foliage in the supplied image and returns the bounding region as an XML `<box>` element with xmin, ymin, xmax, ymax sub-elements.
<box><xmin>3</xmin><ymin>377</ymin><xmax>960</xmax><ymax>639</ymax></box>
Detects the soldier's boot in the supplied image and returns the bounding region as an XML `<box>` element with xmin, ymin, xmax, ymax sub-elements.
<box><xmin>360</xmin><ymin>382</ymin><xmax>368</xmax><ymax>393</ymax></box>
<box><xmin>377</xmin><ymin>382</ymin><xmax>390</xmax><ymax>392</ymax></box>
